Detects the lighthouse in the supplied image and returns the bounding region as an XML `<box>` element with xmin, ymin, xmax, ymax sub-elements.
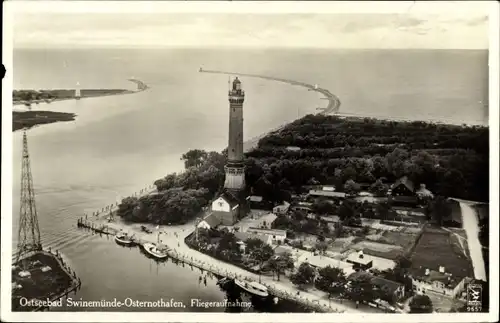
<box><xmin>74</xmin><ymin>82</ymin><xmax>81</xmax><ymax>100</ymax></box>
<box><xmin>224</xmin><ymin>77</ymin><xmax>245</xmax><ymax>192</ymax></box>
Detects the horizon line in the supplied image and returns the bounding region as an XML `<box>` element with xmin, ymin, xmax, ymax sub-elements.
<box><xmin>13</xmin><ymin>45</ymin><xmax>489</xmax><ymax>51</ymax></box>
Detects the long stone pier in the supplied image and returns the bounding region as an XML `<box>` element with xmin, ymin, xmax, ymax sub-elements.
<box><xmin>199</xmin><ymin>69</ymin><xmax>341</xmax><ymax>114</ymax></box>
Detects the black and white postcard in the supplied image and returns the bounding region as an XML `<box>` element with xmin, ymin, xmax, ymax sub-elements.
<box><xmin>1</xmin><ymin>1</ymin><xmax>498</xmax><ymax>322</ymax></box>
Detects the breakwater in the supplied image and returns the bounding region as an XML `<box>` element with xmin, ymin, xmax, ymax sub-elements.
<box><xmin>200</xmin><ymin>69</ymin><xmax>341</xmax><ymax>115</ymax></box>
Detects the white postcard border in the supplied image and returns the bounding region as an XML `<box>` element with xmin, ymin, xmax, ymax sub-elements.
<box><xmin>1</xmin><ymin>1</ymin><xmax>499</xmax><ymax>322</ymax></box>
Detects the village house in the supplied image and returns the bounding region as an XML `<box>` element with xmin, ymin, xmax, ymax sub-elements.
<box><xmin>246</xmin><ymin>195</ymin><xmax>274</xmax><ymax>210</ymax></box>
<box><xmin>273</xmin><ymin>201</ymin><xmax>291</xmax><ymax>215</ymax></box>
<box><xmin>196</xmin><ymin>213</ymin><xmax>222</xmax><ymax>230</ymax></box>
<box><xmin>246</xmin><ymin>227</ymin><xmax>287</xmax><ymax>245</ymax></box>
<box><xmin>410</xmin><ymin>266</ymin><xmax>468</xmax><ymax>298</ymax></box>
<box><xmin>291</xmin><ymin>202</ymin><xmax>313</xmax><ymax>213</ymax></box>
<box><xmin>390</xmin><ymin>176</ymin><xmax>419</xmax><ymax>207</ymax></box>
<box><xmin>307</xmin><ymin>189</ymin><xmax>346</xmax><ymax>204</ymax></box>
<box><xmin>298</xmin><ymin>252</ymin><xmax>355</xmax><ymax>276</ymax></box>
<box><xmin>346</xmin><ymin>250</ymin><xmax>373</xmax><ymax>271</ymax></box>
<box><xmin>234</xmin><ymin>231</ymin><xmax>273</xmax><ymax>252</ymax></box>
<box><xmin>211</xmin><ymin>192</ymin><xmax>241</xmax><ymax>226</ymax></box>
<box><xmin>348</xmin><ymin>271</ymin><xmax>405</xmax><ymax>302</ymax></box>
<box><xmin>249</xmin><ymin>212</ymin><xmax>278</xmax><ymax>229</ymax></box>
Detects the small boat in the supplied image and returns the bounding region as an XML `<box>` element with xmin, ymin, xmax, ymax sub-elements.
<box><xmin>114</xmin><ymin>233</ymin><xmax>135</xmax><ymax>246</ymax></box>
<box><xmin>234</xmin><ymin>279</ymin><xmax>269</xmax><ymax>297</ymax></box>
<box><xmin>140</xmin><ymin>225</ymin><xmax>152</xmax><ymax>234</ymax></box>
<box><xmin>142</xmin><ymin>242</ymin><xmax>168</xmax><ymax>259</ymax></box>
<box><xmin>216</xmin><ymin>277</ymin><xmax>232</xmax><ymax>287</ymax></box>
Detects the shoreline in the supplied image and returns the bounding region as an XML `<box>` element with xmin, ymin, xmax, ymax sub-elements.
<box><xmin>12</xmin><ymin>79</ymin><xmax>150</xmax><ymax>131</ymax></box>
<box><xmin>76</xmin><ymin>215</ymin><xmax>359</xmax><ymax>313</ymax></box>
<box><xmin>13</xmin><ymin>78</ymin><xmax>149</xmax><ymax>107</ymax></box>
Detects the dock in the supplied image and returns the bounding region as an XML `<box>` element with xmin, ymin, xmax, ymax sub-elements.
<box><xmin>76</xmin><ymin>211</ymin><xmax>345</xmax><ymax>313</ymax></box>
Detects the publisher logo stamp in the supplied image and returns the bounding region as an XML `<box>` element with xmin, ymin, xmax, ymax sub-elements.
<box><xmin>466</xmin><ymin>283</ymin><xmax>482</xmax><ymax>311</ymax></box>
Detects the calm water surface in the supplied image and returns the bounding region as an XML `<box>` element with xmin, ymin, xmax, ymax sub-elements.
<box><xmin>11</xmin><ymin>48</ymin><xmax>488</xmax><ymax>311</ymax></box>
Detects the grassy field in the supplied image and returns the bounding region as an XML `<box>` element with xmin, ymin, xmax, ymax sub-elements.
<box><xmin>409</xmin><ymin>226</ymin><xmax>473</xmax><ymax>278</ymax></box>
<box><xmin>349</xmin><ymin>230</ymin><xmax>420</xmax><ymax>260</ymax></box>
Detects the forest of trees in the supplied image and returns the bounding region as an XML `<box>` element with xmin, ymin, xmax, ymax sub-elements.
<box><xmin>117</xmin><ymin>151</ymin><xmax>226</xmax><ymax>224</ymax></box>
<box><xmin>13</xmin><ymin>90</ymin><xmax>57</xmax><ymax>101</ymax></box>
<box><xmin>245</xmin><ymin>114</ymin><xmax>488</xmax><ymax>202</ymax></box>
<box><xmin>117</xmin><ymin>114</ymin><xmax>488</xmax><ymax>225</ymax></box>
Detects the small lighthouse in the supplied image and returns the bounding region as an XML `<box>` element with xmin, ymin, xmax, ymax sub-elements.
<box><xmin>74</xmin><ymin>82</ymin><xmax>81</xmax><ymax>100</ymax></box>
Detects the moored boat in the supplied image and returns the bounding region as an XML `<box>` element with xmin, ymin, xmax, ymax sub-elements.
<box><xmin>114</xmin><ymin>233</ymin><xmax>136</xmax><ymax>246</ymax></box>
<box><xmin>142</xmin><ymin>242</ymin><xmax>168</xmax><ymax>259</ymax></box>
<box><xmin>234</xmin><ymin>279</ymin><xmax>269</xmax><ymax>297</ymax></box>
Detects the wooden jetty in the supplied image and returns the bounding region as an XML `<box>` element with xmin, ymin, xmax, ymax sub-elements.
<box><xmin>77</xmin><ymin>218</ymin><xmax>116</xmax><ymax>236</ymax></box>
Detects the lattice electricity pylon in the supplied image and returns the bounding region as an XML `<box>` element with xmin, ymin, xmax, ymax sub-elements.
<box><xmin>15</xmin><ymin>130</ymin><xmax>42</xmax><ymax>263</ymax></box>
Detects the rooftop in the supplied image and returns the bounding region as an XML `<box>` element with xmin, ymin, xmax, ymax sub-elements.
<box><xmin>410</xmin><ymin>267</ymin><xmax>464</xmax><ymax>288</ymax></box>
<box><xmin>247</xmin><ymin>227</ymin><xmax>287</xmax><ymax>237</ymax></box>
<box><xmin>219</xmin><ymin>191</ymin><xmax>240</xmax><ymax>207</ymax></box>
<box><xmin>348</xmin><ymin>271</ymin><xmax>403</xmax><ymax>295</ymax></box>
<box><xmin>302</xmin><ymin>254</ymin><xmax>355</xmax><ymax>276</ymax></box>
<box><xmin>234</xmin><ymin>231</ymin><xmax>270</xmax><ymax>244</ymax></box>
<box><xmin>346</xmin><ymin>251</ymin><xmax>373</xmax><ymax>265</ymax></box>
<box><xmin>247</xmin><ymin>195</ymin><xmax>264</xmax><ymax>203</ymax></box>
<box><xmin>392</xmin><ymin>176</ymin><xmax>415</xmax><ymax>192</ymax></box>
<box><xmin>309</xmin><ymin>190</ymin><xmax>346</xmax><ymax>198</ymax></box>
<box><xmin>199</xmin><ymin>212</ymin><xmax>222</xmax><ymax>228</ymax></box>
<box><xmin>258</xmin><ymin>213</ymin><xmax>278</xmax><ymax>225</ymax></box>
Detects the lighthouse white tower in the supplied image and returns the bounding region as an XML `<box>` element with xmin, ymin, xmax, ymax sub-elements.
<box><xmin>75</xmin><ymin>82</ymin><xmax>81</xmax><ymax>100</ymax></box>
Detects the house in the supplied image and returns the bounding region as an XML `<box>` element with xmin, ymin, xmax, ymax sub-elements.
<box><xmin>348</xmin><ymin>271</ymin><xmax>405</xmax><ymax>302</ymax></box>
<box><xmin>273</xmin><ymin>201</ymin><xmax>291</xmax><ymax>215</ymax></box>
<box><xmin>253</xmin><ymin>213</ymin><xmax>278</xmax><ymax>229</ymax></box>
<box><xmin>346</xmin><ymin>250</ymin><xmax>373</xmax><ymax>270</ymax></box>
<box><xmin>291</xmin><ymin>202</ymin><xmax>313</xmax><ymax>213</ymax></box>
<box><xmin>234</xmin><ymin>231</ymin><xmax>273</xmax><ymax>251</ymax></box>
<box><xmin>320</xmin><ymin>215</ymin><xmax>341</xmax><ymax>223</ymax></box>
<box><xmin>391</xmin><ymin>176</ymin><xmax>415</xmax><ymax>196</ymax></box>
<box><xmin>196</xmin><ymin>213</ymin><xmax>222</xmax><ymax>230</ymax></box>
<box><xmin>410</xmin><ymin>266</ymin><xmax>468</xmax><ymax>298</ymax></box>
<box><xmin>299</xmin><ymin>253</ymin><xmax>355</xmax><ymax>276</ymax></box>
<box><xmin>390</xmin><ymin>177</ymin><xmax>419</xmax><ymax>206</ymax></box>
<box><xmin>211</xmin><ymin>191</ymin><xmax>241</xmax><ymax>226</ymax></box>
<box><xmin>246</xmin><ymin>195</ymin><xmax>274</xmax><ymax>210</ymax></box>
<box><xmin>246</xmin><ymin>227</ymin><xmax>286</xmax><ymax>245</ymax></box>
<box><xmin>308</xmin><ymin>189</ymin><xmax>346</xmax><ymax>202</ymax></box>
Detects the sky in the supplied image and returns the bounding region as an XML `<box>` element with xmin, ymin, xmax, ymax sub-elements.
<box><xmin>9</xmin><ymin>2</ymin><xmax>491</xmax><ymax>49</ymax></box>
